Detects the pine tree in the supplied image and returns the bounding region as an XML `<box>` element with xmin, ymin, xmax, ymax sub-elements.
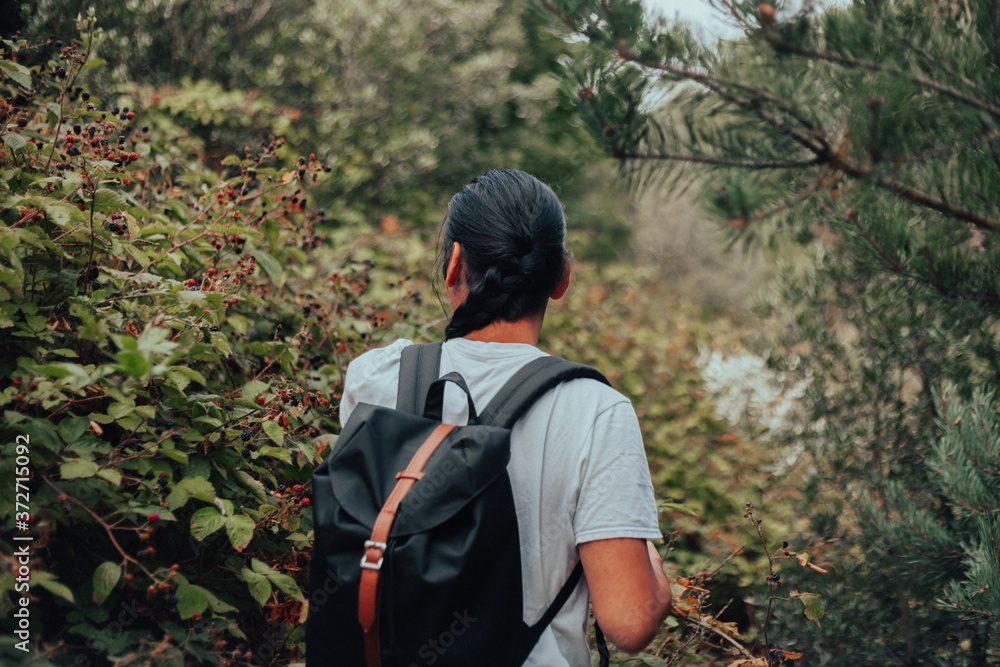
<box><xmin>542</xmin><ymin>0</ymin><xmax>1000</xmax><ymax>663</ymax></box>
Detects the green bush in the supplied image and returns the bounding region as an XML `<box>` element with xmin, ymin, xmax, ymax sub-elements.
<box><xmin>0</xmin><ymin>24</ymin><xmax>425</xmax><ymax>665</ymax></box>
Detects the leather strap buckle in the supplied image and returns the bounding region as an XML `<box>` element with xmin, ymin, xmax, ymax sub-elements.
<box><xmin>361</xmin><ymin>540</ymin><xmax>387</xmax><ymax>571</ymax></box>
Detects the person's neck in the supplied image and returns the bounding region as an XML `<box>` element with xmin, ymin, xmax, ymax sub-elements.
<box><xmin>462</xmin><ymin>316</ymin><xmax>543</xmax><ymax>345</ymax></box>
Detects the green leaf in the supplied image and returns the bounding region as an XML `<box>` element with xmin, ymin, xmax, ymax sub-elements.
<box><xmin>60</xmin><ymin>459</ymin><xmax>98</xmax><ymax>479</ymax></box>
<box><xmin>175</xmin><ymin>583</ymin><xmax>210</xmax><ymax>619</ymax></box>
<box><xmin>92</xmin><ymin>188</ymin><xmax>127</xmax><ymax>214</ymax></box>
<box><xmin>2</xmin><ymin>133</ymin><xmax>28</xmax><ymax>152</ymax></box>
<box><xmin>0</xmin><ymin>60</ymin><xmax>32</xmax><ymax>87</ymax></box>
<box><xmin>250</xmin><ymin>247</ymin><xmax>285</xmax><ymax>288</ymax></box>
<box><xmin>32</xmin><ymin>571</ymin><xmax>75</xmax><ymax>603</ymax></box>
<box><xmin>189</xmin><ymin>506</ymin><xmax>227</xmax><ymax>541</ymax></box>
<box><xmin>97</xmin><ymin>468</ymin><xmax>123</xmax><ymax>487</ymax></box>
<box><xmin>80</xmin><ymin>57</ymin><xmax>106</xmax><ymax>72</ymax></box>
<box><xmin>262</xmin><ymin>420</ymin><xmax>285</xmax><ymax>447</ymax></box>
<box><xmin>241</xmin><ymin>567</ymin><xmax>272</xmax><ymax>606</ymax></box>
<box><xmin>250</xmin><ymin>558</ymin><xmax>305</xmax><ymax>602</ymax></box>
<box><xmin>226</xmin><ymin>513</ymin><xmax>255</xmax><ymax>552</ymax></box>
<box><xmin>92</xmin><ymin>562</ymin><xmax>121</xmax><ymax>604</ymax></box>
<box><xmin>258</xmin><ymin>445</ymin><xmax>291</xmax><ymax>464</ymax></box>
<box><xmin>792</xmin><ymin>590</ymin><xmax>824</xmax><ymax>625</ymax></box>
<box><xmin>241</xmin><ymin>380</ymin><xmax>269</xmax><ymax>402</ymax></box>
<box><xmin>168</xmin><ymin>476</ymin><xmax>218</xmax><ymax>510</ymax></box>
<box><xmin>115</xmin><ymin>351</ymin><xmax>150</xmax><ymax>378</ymax></box>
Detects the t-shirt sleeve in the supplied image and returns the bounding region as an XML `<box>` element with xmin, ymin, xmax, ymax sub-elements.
<box><xmin>339</xmin><ymin>339</ymin><xmax>412</xmax><ymax>427</ymax></box>
<box><xmin>573</xmin><ymin>399</ymin><xmax>662</xmax><ymax>544</ymax></box>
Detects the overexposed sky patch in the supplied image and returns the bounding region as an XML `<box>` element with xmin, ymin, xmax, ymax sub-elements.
<box><xmin>642</xmin><ymin>0</ymin><xmax>852</xmax><ymax>40</ymax></box>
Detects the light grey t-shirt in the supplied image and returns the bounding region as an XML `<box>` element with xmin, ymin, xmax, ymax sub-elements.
<box><xmin>340</xmin><ymin>337</ymin><xmax>661</xmax><ymax>666</ymax></box>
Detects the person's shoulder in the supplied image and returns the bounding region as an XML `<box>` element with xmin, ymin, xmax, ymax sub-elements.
<box><xmin>543</xmin><ymin>357</ymin><xmax>633</xmax><ymax>413</ymax></box>
<box><xmin>348</xmin><ymin>338</ymin><xmax>413</xmax><ymax>373</ymax></box>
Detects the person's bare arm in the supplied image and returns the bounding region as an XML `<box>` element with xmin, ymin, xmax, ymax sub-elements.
<box><xmin>578</xmin><ymin>538</ymin><xmax>672</xmax><ymax>653</ymax></box>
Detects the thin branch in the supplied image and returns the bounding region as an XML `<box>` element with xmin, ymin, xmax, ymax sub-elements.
<box><xmin>760</xmin><ymin>35</ymin><xmax>1000</xmax><ymax>120</ymax></box>
<box><xmin>848</xmin><ymin>209</ymin><xmax>903</xmax><ymax>272</ymax></box>
<box><xmin>613</xmin><ymin>150</ymin><xmax>820</xmax><ymax>170</ymax></box>
<box><xmin>744</xmin><ymin>167</ymin><xmax>830</xmax><ymax>226</ymax></box>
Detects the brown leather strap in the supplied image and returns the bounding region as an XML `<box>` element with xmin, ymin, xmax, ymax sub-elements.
<box><xmin>359</xmin><ymin>423</ymin><xmax>456</xmax><ymax>667</ymax></box>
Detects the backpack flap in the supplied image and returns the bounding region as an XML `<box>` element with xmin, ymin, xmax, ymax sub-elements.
<box><xmin>323</xmin><ymin>403</ymin><xmax>511</xmax><ymax>536</ymax></box>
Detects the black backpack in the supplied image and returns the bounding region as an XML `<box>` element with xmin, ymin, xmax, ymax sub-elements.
<box><xmin>306</xmin><ymin>342</ymin><xmax>610</xmax><ymax>666</ymax></box>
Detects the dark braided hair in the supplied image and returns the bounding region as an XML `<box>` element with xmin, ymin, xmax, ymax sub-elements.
<box><xmin>439</xmin><ymin>170</ymin><xmax>569</xmax><ymax>340</ymax></box>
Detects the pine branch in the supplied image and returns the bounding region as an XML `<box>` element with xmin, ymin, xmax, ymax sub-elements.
<box><xmin>611</xmin><ymin>150</ymin><xmax>821</xmax><ymax>170</ymax></box>
<box><xmin>759</xmin><ymin>32</ymin><xmax>1000</xmax><ymax>120</ymax></box>
<box><xmin>890</xmin><ymin>128</ymin><xmax>1000</xmax><ymax>165</ymax></box>
<box><xmin>848</xmin><ymin>209</ymin><xmax>903</xmax><ymax>273</ymax></box>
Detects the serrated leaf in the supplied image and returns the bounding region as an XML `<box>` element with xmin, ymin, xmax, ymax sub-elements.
<box><xmin>241</xmin><ymin>380</ymin><xmax>269</xmax><ymax>402</ymax></box>
<box><xmin>92</xmin><ymin>188</ymin><xmax>127</xmax><ymax>214</ymax></box>
<box><xmin>791</xmin><ymin>590</ymin><xmax>824</xmax><ymax>625</ymax></box>
<box><xmin>258</xmin><ymin>445</ymin><xmax>291</xmax><ymax>464</ymax></box>
<box><xmin>32</xmin><ymin>571</ymin><xmax>75</xmax><ymax>603</ymax></box>
<box><xmin>125</xmin><ymin>245</ymin><xmax>149</xmax><ymax>268</ymax></box>
<box><xmin>175</xmin><ymin>583</ymin><xmax>210</xmax><ymax>619</ymax></box>
<box><xmin>97</xmin><ymin>468</ymin><xmax>122</xmax><ymax>487</ymax></box>
<box><xmin>262</xmin><ymin>420</ymin><xmax>285</xmax><ymax>447</ymax></box>
<box><xmin>0</xmin><ymin>60</ymin><xmax>32</xmax><ymax>87</ymax></box>
<box><xmin>250</xmin><ymin>247</ymin><xmax>285</xmax><ymax>288</ymax></box>
<box><xmin>167</xmin><ymin>476</ymin><xmax>218</xmax><ymax>510</ymax></box>
<box><xmin>92</xmin><ymin>562</ymin><xmax>121</xmax><ymax>604</ymax></box>
<box><xmin>189</xmin><ymin>506</ymin><xmax>227</xmax><ymax>540</ymax></box>
<box><xmin>241</xmin><ymin>567</ymin><xmax>272</xmax><ymax>605</ymax></box>
<box><xmin>226</xmin><ymin>513</ymin><xmax>255</xmax><ymax>552</ymax></box>
<box><xmin>2</xmin><ymin>133</ymin><xmax>28</xmax><ymax>152</ymax></box>
<box><xmin>61</xmin><ymin>459</ymin><xmax>98</xmax><ymax>479</ymax></box>
<box><xmin>266</xmin><ymin>570</ymin><xmax>305</xmax><ymax>602</ymax></box>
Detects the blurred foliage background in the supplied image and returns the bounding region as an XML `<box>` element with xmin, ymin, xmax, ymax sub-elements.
<box><xmin>4</xmin><ymin>0</ymin><xmax>995</xmax><ymax>665</ymax></box>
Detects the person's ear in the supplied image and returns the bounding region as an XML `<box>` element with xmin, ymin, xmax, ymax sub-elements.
<box><xmin>445</xmin><ymin>242</ymin><xmax>462</xmax><ymax>288</ymax></box>
<box><xmin>551</xmin><ymin>256</ymin><xmax>571</xmax><ymax>300</ymax></box>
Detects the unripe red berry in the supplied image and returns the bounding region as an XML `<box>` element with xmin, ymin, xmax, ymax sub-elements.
<box><xmin>148</xmin><ymin>512</ymin><xmax>160</xmax><ymax>523</ymax></box>
<box><xmin>301</xmin><ymin>497</ymin><xmax>311</xmax><ymax>506</ymax></box>
<box><xmin>186</xmin><ymin>279</ymin><xmax>196</xmax><ymax>286</ymax></box>
<box><xmin>257</xmin><ymin>396</ymin><xmax>265</xmax><ymax>405</ymax></box>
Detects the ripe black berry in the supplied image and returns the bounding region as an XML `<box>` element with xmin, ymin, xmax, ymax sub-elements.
<box><xmin>72</xmin><ymin>124</ymin><xmax>81</xmax><ymax>134</ymax></box>
<box><xmin>164</xmin><ymin>418</ymin><xmax>174</xmax><ymax>427</ymax></box>
<box><xmin>108</xmin><ymin>222</ymin><xmax>120</xmax><ymax>233</ymax></box>
<box><xmin>81</xmin><ymin>91</ymin><xmax>90</xmax><ymax>101</ymax></box>
<box><xmin>17</xmin><ymin>117</ymin><xmax>27</xmax><ymax>127</ymax></box>
<box><xmin>143</xmin><ymin>471</ymin><xmax>154</xmax><ymax>480</ymax></box>
<box><xmin>210</xmin><ymin>325</ymin><xmax>219</xmax><ymax>332</ymax></box>
<box><xmin>137</xmin><ymin>549</ymin><xmax>148</xmax><ymax>560</ymax></box>
<box><xmin>241</xmin><ymin>429</ymin><xmax>252</xmax><ymax>442</ymax></box>
<box><xmin>67</xmin><ymin>146</ymin><xmax>80</xmax><ymax>156</ymax></box>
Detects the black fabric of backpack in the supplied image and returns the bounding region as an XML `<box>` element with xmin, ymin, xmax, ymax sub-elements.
<box><xmin>306</xmin><ymin>342</ymin><xmax>610</xmax><ymax>666</ymax></box>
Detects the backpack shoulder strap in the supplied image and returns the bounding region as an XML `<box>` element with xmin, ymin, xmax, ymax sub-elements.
<box><xmin>479</xmin><ymin>355</ymin><xmax>610</xmax><ymax>428</ymax></box>
<box><xmin>395</xmin><ymin>342</ymin><xmax>443</xmax><ymax>415</ymax></box>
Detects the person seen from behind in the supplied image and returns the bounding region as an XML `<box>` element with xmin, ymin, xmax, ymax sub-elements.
<box><xmin>339</xmin><ymin>169</ymin><xmax>672</xmax><ymax>664</ymax></box>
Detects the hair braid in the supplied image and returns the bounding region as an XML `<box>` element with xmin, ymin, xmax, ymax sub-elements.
<box><xmin>437</xmin><ymin>170</ymin><xmax>568</xmax><ymax>340</ymax></box>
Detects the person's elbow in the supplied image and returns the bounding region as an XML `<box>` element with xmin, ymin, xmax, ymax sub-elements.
<box><xmin>598</xmin><ymin>577</ymin><xmax>672</xmax><ymax>653</ymax></box>
<box><xmin>579</xmin><ymin>538</ymin><xmax>673</xmax><ymax>654</ymax></box>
